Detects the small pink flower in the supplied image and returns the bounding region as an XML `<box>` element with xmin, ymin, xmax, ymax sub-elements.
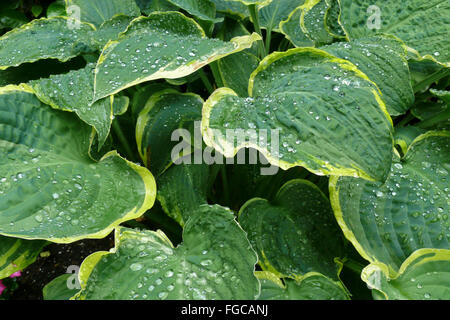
<box><xmin>0</xmin><ymin>280</ymin><xmax>6</xmax><ymax>296</ymax></box>
<box><xmin>9</xmin><ymin>271</ymin><xmax>21</xmax><ymax>278</ymax></box>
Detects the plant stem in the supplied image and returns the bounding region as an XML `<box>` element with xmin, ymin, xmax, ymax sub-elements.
<box><xmin>248</xmin><ymin>4</ymin><xmax>266</xmax><ymax>59</ymax></box>
<box><xmin>343</xmin><ymin>258</ymin><xmax>365</xmax><ymax>274</ymax></box>
<box><xmin>396</xmin><ymin>111</ymin><xmax>415</xmax><ymax>128</ymax></box>
<box><xmin>265</xmin><ymin>26</ymin><xmax>272</xmax><ymax>56</ymax></box>
<box><xmin>221</xmin><ymin>166</ymin><xmax>230</xmax><ymax>205</ymax></box>
<box><xmin>112</xmin><ymin>119</ymin><xmax>137</xmax><ymax>163</ymax></box>
<box><xmin>210</xmin><ymin>62</ymin><xmax>224</xmax><ymax>88</ymax></box>
<box><xmin>199</xmin><ymin>69</ymin><xmax>214</xmax><ymax>94</ymax></box>
<box><xmin>278</xmin><ymin>38</ymin><xmax>290</xmax><ymax>52</ymax></box>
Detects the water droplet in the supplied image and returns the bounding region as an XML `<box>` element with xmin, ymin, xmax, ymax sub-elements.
<box><xmin>130</xmin><ymin>263</ymin><xmax>143</xmax><ymax>271</ymax></box>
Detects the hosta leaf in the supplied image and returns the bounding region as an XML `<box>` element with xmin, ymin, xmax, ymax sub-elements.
<box><xmin>75</xmin><ymin>205</ymin><xmax>259</xmax><ymax>300</ymax></box>
<box><xmin>28</xmin><ymin>64</ymin><xmax>113</xmax><ymax>149</ymax></box>
<box><xmin>0</xmin><ymin>236</ymin><xmax>47</xmax><ymax>279</ymax></box>
<box><xmin>394</xmin><ymin>126</ymin><xmax>426</xmax><ymax>156</ymax></box>
<box><xmin>339</xmin><ymin>0</ymin><xmax>450</xmax><ymax>66</ymax></box>
<box><xmin>0</xmin><ymin>86</ymin><xmax>156</xmax><ymax>243</ymax></box>
<box><xmin>217</xmin><ymin>51</ymin><xmax>259</xmax><ymax>97</ymax></box>
<box><xmin>280</xmin><ymin>7</ymin><xmax>314</xmax><ymax>47</ymax></box>
<box><xmin>202</xmin><ymin>48</ymin><xmax>394</xmax><ymax>182</ymax></box>
<box><xmin>412</xmin><ymin>101</ymin><xmax>448</xmax><ymax>125</ymax></box>
<box><xmin>135</xmin><ymin>0</ymin><xmax>177</xmax><ymax>15</ymax></box>
<box><xmin>130</xmin><ymin>82</ymin><xmax>175</xmax><ymax>118</ymax></box>
<box><xmin>324</xmin><ymin>0</ymin><xmax>345</xmax><ymax>39</ymax></box>
<box><xmin>259</xmin><ymin>0</ymin><xmax>305</xmax><ymax>32</ymax></box>
<box><xmin>0</xmin><ymin>17</ymin><xmax>95</xmax><ymax>70</ymax></box>
<box><xmin>211</xmin><ymin>0</ymin><xmax>248</xmax><ymax>19</ymax></box>
<box><xmin>47</xmin><ymin>1</ymin><xmax>67</xmax><ymax>18</ymax></box>
<box><xmin>224</xmin><ymin>160</ymin><xmax>310</xmax><ymax>209</ymax></box>
<box><xmin>92</xmin><ymin>15</ymin><xmax>134</xmax><ymax>51</ymax></box>
<box><xmin>217</xmin><ymin>18</ymin><xmax>258</xmax><ymax>56</ymax></box>
<box><xmin>227</xmin><ymin>0</ymin><xmax>272</xmax><ymax>6</ymax></box>
<box><xmin>43</xmin><ymin>274</ymin><xmax>79</xmax><ymax>300</ymax></box>
<box><xmin>136</xmin><ymin>89</ymin><xmax>203</xmax><ymax>176</ymax></box>
<box><xmin>301</xmin><ymin>0</ymin><xmax>334</xmax><ymax>45</ymax></box>
<box><xmin>330</xmin><ymin>131</ymin><xmax>449</xmax><ymax>274</ymax></box>
<box><xmin>113</xmin><ymin>95</ymin><xmax>129</xmax><ymax>116</ymax></box>
<box><xmin>65</xmin><ymin>0</ymin><xmax>140</xmax><ymax>26</ymax></box>
<box><xmin>280</xmin><ymin>0</ymin><xmax>338</xmax><ymax>47</ymax></box>
<box><xmin>321</xmin><ymin>36</ymin><xmax>414</xmax><ymax>116</ymax></box>
<box><xmin>257</xmin><ymin>271</ymin><xmax>349</xmax><ymax>300</ymax></box>
<box><xmin>363</xmin><ymin>249</ymin><xmax>450</xmax><ymax>300</ymax></box>
<box><xmin>93</xmin><ymin>12</ymin><xmax>261</xmax><ymax>102</ymax></box>
<box><xmin>239</xmin><ymin>179</ymin><xmax>345</xmax><ymax>279</ymax></box>
<box><xmin>431</xmin><ymin>89</ymin><xmax>450</xmax><ymax>105</ymax></box>
<box><xmin>157</xmin><ymin>163</ymin><xmax>210</xmax><ymax>226</ymax></box>
<box><xmin>166</xmin><ymin>0</ymin><xmax>222</xmax><ymax>23</ymax></box>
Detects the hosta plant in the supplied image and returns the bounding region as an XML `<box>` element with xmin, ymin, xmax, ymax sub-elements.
<box><xmin>0</xmin><ymin>0</ymin><xmax>449</xmax><ymax>300</ymax></box>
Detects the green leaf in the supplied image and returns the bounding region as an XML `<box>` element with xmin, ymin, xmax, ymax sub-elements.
<box><xmin>202</xmin><ymin>48</ymin><xmax>394</xmax><ymax>182</ymax></box>
<box><xmin>43</xmin><ymin>274</ymin><xmax>80</xmax><ymax>300</ymax></box>
<box><xmin>166</xmin><ymin>0</ymin><xmax>222</xmax><ymax>23</ymax></box>
<box><xmin>93</xmin><ymin>12</ymin><xmax>261</xmax><ymax>102</ymax></box>
<box><xmin>211</xmin><ymin>0</ymin><xmax>248</xmax><ymax>19</ymax></box>
<box><xmin>409</xmin><ymin>59</ymin><xmax>446</xmax><ymax>92</ymax></box>
<box><xmin>259</xmin><ymin>0</ymin><xmax>305</xmax><ymax>32</ymax></box>
<box><xmin>31</xmin><ymin>5</ymin><xmax>43</xmax><ymax>18</ymax></box>
<box><xmin>0</xmin><ymin>86</ymin><xmax>156</xmax><ymax>243</ymax></box>
<box><xmin>394</xmin><ymin>126</ymin><xmax>426</xmax><ymax>156</ymax></box>
<box><xmin>415</xmin><ymin>89</ymin><xmax>449</xmax><ymax>129</ymax></box>
<box><xmin>136</xmin><ymin>89</ymin><xmax>203</xmax><ymax>176</ymax></box>
<box><xmin>301</xmin><ymin>0</ymin><xmax>334</xmax><ymax>45</ymax></box>
<box><xmin>65</xmin><ymin>0</ymin><xmax>140</xmax><ymax>26</ymax></box>
<box><xmin>75</xmin><ymin>205</ymin><xmax>259</xmax><ymax>300</ymax></box>
<box><xmin>431</xmin><ymin>89</ymin><xmax>450</xmax><ymax>105</ymax></box>
<box><xmin>130</xmin><ymin>82</ymin><xmax>176</xmax><ymax>118</ymax></box>
<box><xmin>280</xmin><ymin>7</ymin><xmax>314</xmax><ymax>47</ymax></box>
<box><xmin>227</xmin><ymin>0</ymin><xmax>273</xmax><ymax>6</ymax></box>
<box><xmin>92</xmin><ymin>15</ymin><xmax>134</xmax><ymax>51</ymax></box>
<box><xmin>324</xmin><ymin>0</ymin><xmax>346</xmax><ymax>39</ymax></box>
<box><xmin>339</xmin><ymin>0</ymin><xmax>450</xmax><ymax>66</ymax></box>
<box><xmin>362</xmin><ymin>249</ymin><xmax>450</xmax><ymax>300</ymax></box>
<box><xmin>280</xmin><ymin>0</ymin><xmax>340</xmax><ymax>47</ymax></box>
<box><xmin>321</xmin><ymin>36</ymin><xmax>414</xmax><ymax>116</ymax></box>
<box><xmin>135</xmin><ymin>0</ymin><xmax>177</xmax><ymax>15</ymax></box>
<box><xmin>28</xmin><ymin>64</ymin><xmax>113</xmax><ymax>149</ymax></box>
<box><xmin>0</xmin><ymin>17</ymin><xmax>95</xmax><ymax>70</ymax></box>
<box><xmin>157</xmin><ymin>163</ymin><xmax>210</xmax><ymax>226</ymax></box>
<box><xmin>239</xmin><ymin>179</ymin><xmax>345</xmax><ymax>279</ymax></box>
<box><xmin>216</xmin><ymin>17</ymin><xmax>258</xmax><ymax>56</ymax></box>
<box><xmin>46</xmin><ymin>1</ymin><xmax>67</xmax><ymax>18</ymax></box>
<box><xmin>256</xmin><ymin>271</ymin><xmax>349</xmax><ymax>300</ymax></box>
<box><xmin>330</xmin><ymin>131</ymin><xmax>449</xmax><ymax>274</ymax></box>
<box><xmin>113</xmin><ymin>95</ymin><xmax>129</xmax><ymax>116</ymax></box>
<box><xmin>217</xmin><ymin>51</ymin><xmax>259</xmax><ymax>97</ymax></box>
<box><xmin>0</xmin><ymin>236</ymin><xmax>47</xmax><ymax>279</ymax></box>
<box><xmin>224</xmin><ymin>160</ymin><xmax>312</xmax><ymax>210</ymax></box>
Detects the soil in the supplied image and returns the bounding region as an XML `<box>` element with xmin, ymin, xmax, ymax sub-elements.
<box><xmin>9</xmin><ymin>233</ymin><xmax>115</xmax><ymax>300</ymax></box>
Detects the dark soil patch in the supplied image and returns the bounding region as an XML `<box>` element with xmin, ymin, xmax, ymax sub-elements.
<box><xmin>10</xmin><ymin>233</ymin><xmax>114</xmax><ymax>300</ymax></box>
